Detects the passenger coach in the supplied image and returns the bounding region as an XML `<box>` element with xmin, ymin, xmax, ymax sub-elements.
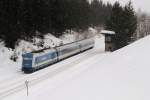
<box><xmin>22</xmin><ymin>38</ymin><xmax>94</xmax><ymax>73</ymax></box>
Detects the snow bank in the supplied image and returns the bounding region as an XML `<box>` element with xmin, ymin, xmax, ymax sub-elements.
<box><xmin>60</xmin><ymin>31</ymin><xmax>77</xmax><ymax>44</ymax></box>
<box><xmin>60</xmin><ymin>28</ymin><xmax>97</xmax><ymax>44</ymax></box>
<box><xmin>0</xmin><ymin>43</ymin><xmax>20</xmax><ymax>82</ymax></box>
<box><xmin>88</xmin><ymin>27</ymin><xmax>98</xmax><ymax>34</ymax></box>
<box><xmin>44</xmin><ymin>34</ymin><xmax>62</xmax><ymax>47</ymax></box>
<box><xmin>16</xmin><ymin>34</ymin><xmax>62</xmax><ymax>53</ymax></box>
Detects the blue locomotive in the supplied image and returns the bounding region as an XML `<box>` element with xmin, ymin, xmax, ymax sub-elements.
<box><xmin>22</xmin><ymin>38</ymin><xmax>94</xmax><ymax>73</ymax></box>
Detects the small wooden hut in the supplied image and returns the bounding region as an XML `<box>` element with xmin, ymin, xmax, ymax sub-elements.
<box><xmin>100</xmin><ymin>30</ymin><xmax>115</xmax><ymax>51</ymax></box>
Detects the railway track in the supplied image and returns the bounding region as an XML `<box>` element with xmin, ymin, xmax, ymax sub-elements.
<box><xmin>0</xmin><ymin>46</ymin><xmax>104</xmax><ymax>99</ymax></box>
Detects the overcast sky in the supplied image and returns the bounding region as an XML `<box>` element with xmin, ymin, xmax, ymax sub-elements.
<box><xmin>103</xmin><ymin>0</ymin><xmax>150</xmax><ymax>13</ymax></box>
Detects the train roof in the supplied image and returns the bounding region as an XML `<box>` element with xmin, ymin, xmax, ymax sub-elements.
<box><xmin>30</xmin><ymin>37</ymin><xmax>94</xmax><ymax>53</ymax></box>
<box><xmin>31</xmin><ymin>47</ymin><xmax>54</xmax><ymax>53</ymax></box>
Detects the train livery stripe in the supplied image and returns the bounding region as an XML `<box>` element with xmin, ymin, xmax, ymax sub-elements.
<box><xmin>32</xmin><ymin>51</ymin><xmax>57</xmax><ymax>67</ymax></box>
<box><xmin>33</xmin><ymin>57</ymin><xmax>57</xmax><ymax>68</ymax></box>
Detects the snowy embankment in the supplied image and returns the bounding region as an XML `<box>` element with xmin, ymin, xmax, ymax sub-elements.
<box><xmin>3</xmin><ymin>35</ymin><xmax>150</xmax><ymax>100</ymax></box>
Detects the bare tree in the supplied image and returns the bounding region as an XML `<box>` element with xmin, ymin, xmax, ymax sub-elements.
<box><xmin>134</xmin><ymin>11</ymin><xmax>150</xmax><ymax>40</ymax></box>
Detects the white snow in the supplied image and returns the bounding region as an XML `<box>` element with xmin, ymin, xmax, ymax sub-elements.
<box><xmin>88</xmin><ymin>27</ymin><xmax>98</xmax><ymax>34</ymax></box>
<box><xmin>43</xmin><ymin>34</ymin><xmax>63</xmax><ymax>47</ymax></box>
<box><xmin>17</xmin><ymin>34</ymin><xmax>62</xmax><ymax>53</ymax></box>
<box><xmin>0</xmin><ymin>44</ymin><xmax>21</xmax><ymax>82</ymax></box>
<box><xmin>100</xmin><ymin>30</ymin><xmax>115</xmax><ymax>35</ymax></box>
<box><xmin>60</xmin><ymin>28</ymin><xmax>97</xmax><ymax>44</ymax></box>
<box><xmin>60</xmin><ymin>32</ymin><xmax>77</xmax><ymax>44</ymax></box>
<box><xmin>2</xmin><ymin>34</ymin><xmax>150</xmax><ymax>100</ymax></box>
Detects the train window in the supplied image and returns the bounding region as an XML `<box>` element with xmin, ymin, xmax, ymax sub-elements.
<box><xmin>35</xmin><ymin>53</ymin><xmax>51</xmax><ymax>64</ymax></box>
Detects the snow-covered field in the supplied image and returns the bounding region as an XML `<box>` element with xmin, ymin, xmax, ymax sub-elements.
<box><xmin>1</xmin><ymin>32</ymin><xmax>150</xmax><ymax>100</ymax></box>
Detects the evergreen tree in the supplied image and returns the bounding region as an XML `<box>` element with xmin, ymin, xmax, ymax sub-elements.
<box><xmin>74</xmin><ymin>0</ymin><xmax>90</xmax><ymax>31</ymax></box>
<box><xmin>0</xmin><ymin>0</ymin><xmax>21</xmax><ymax>48</ymax></box>
<box><xmin>0</xmin><ymin>0</ymin><xmax>113</xmax><ymax>49</ymax></box>
<box><xmin>105</xmin><ymin>1</ymin><xmax>137</xmax><ymax>49</ymax></box>
<box><xmin>90</xmin><ymin>0</ymin><xmax>112</xmax><ymax>26</ymax></box>
<box><xmin>124</xmin><ymin>1</ymin><xmax>137</xmax><ymax>41</ymax></box>
<box><xmin>19</xmin><ymin>0</ymin><xmax>36</xmax><ymax>39</ymax></box>
<box><xmin>90</xmin><ymin>0</ymin><xmax>103</xmax><ymax>26</ymax></box>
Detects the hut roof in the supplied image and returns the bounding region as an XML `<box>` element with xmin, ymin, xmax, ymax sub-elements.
<box><xmin>100</xmin><ymin>30</ymin><xmax>115</xmax><ymax>35</ymax></box>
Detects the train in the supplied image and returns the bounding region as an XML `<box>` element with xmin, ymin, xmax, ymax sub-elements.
<box><xmin>22</xmin><ymin>38</ymin><xmax>95</xmax><ymax>73</ymax></box>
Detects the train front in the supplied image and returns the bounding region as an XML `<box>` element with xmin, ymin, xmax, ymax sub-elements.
<box><xmin>22</xmin><ymin>53</ymin><xmax>33</xmax><ymax>73</ymax></box>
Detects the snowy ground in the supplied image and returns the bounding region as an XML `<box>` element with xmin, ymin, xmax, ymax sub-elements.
<box><xmin>0</xmin><ymin>33</ymin><xmax>105</xmax><ymax>99</ymax></box>
<box><xmin>2</xmin><ymin>34</ymin><xmax>150</xmax><ymax>100</ymax></box>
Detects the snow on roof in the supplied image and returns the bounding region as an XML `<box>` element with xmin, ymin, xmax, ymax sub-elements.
<box><xmin>100</xmin><ymin>30</ymin><xmax>115</xmax><ymax>35</ymax></box>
